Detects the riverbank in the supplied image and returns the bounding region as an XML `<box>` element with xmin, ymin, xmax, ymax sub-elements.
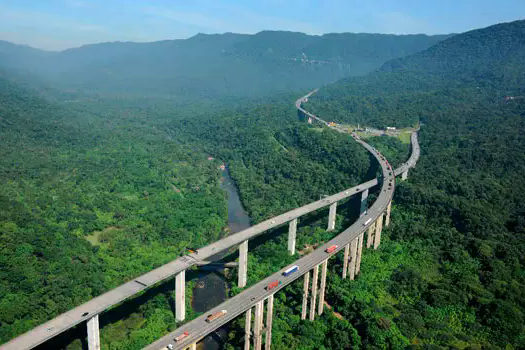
<box><xmin>191</xmin><ymin>167</ymin><xmax>251</xmax><ymax>350</ymax></box>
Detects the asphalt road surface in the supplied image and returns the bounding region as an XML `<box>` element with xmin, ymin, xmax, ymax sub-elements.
<box><xmin>144</xmin><ymin>91</ymin><xmax>419</xmax><ymax>350</ymax></box>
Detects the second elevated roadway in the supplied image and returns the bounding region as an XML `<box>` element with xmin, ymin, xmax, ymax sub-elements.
<box><xmin>145</xmin><ymin>90</ymin><xmax>418</xmax><ymax>350</ymax></box>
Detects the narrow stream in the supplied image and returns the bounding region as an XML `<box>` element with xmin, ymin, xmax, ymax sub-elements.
<box><xmin>191</xmin><ymin>167</ymin><xmax>251</xmax><ymax>350</ymax></box>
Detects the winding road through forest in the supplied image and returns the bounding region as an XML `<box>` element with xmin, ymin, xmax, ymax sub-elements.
<box><xmin>145</xmin><ymin>91</ymin><xmax>420</xmax><ymax>350</ymax></box>
<box><xmin>1</xmin><ymin>90</ymin><xmax>420</xmax><ymax>350</ymax></box>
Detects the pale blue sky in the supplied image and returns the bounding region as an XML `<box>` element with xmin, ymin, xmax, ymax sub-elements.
<box><xmin>1</xmin><ymin>0</ymin><xmax>524</xmax><ymax>51</ymax></box>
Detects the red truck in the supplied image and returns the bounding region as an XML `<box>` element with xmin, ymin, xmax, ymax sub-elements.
<box><xmin>206</xmin><ymin>310</ymin><xmax>227</xmax><ymax>323</ymax></box>
<box><xmin>266</xmin><ymin>280</ymin><xmax>282</xmax><ymax>291</ymax></box>
<box><xmin>325</xmin><ymin>245</ymin><xmax>338</xmax><ymax>253</ymax></box>
<box><xmin>175</xmin><ymin>331</ymin><xmax>189</xmax><ymax>342</ymax></box>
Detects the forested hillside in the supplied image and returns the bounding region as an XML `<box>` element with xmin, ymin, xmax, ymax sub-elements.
<box><xmin>0</xmin><ymin>31</ymin><xmax>448</xmax><ymax>98</ymax></box>
<box><xmin>308</xmin><ymin>20</ymin><xmax>525</xmax><ymax>128</ymax></box>
<box><xmin>2</xmin><ymin>18</ymin><xmax>524</xmax><ymax>350</ymax></box>
<box><xmin>0</xmin><ymin>78</ymin><xmax>231</xmax><ymax>346</ymax></box>
<box><xmin>292</xmin><ymin>19</ymin><xmax>525</xmax><ymax>348</ymax></box>
<box><xmin>0</xmin><ymin>72</ymin><xmax>378</xmax><ymax>348</ymax></box>
<box><xmin>380</xmin><ymin>20</ymin><xmax>525</xmax><ymax>84</ymax></box>
<box><xmin>166</xmin><ymin>103</ymin><xmax>372</xmax><ymax>222</ymax></box>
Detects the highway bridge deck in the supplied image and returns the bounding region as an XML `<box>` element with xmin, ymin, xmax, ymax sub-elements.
<box><xmin>1</xmin><ymin>121</ymin><xmax>377</xmax><ymax>350</ymax></box>
<box><xmin>144</xmin><ymin>92</ymin><xmax>420</xmax><ymax>350</ymax></box>
<box><xmin>1</xmin><ymin>89</ymin><xmax>420</xmax><ymax>350</ymax></box>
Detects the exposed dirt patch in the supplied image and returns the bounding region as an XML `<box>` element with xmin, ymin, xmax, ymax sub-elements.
<box><xmin>324</xmin><ymin>301</ymin><xmax>344</xmax><ymax>320</ymax></box>
<box><xmin>298</xmin><ymin>243</ymin><xmax>319</xmax><ymax>256</ymax></box>
<box><xmin>85</xmin><ymin>226</ymin><xmax>122</xmax><ymax>246</ymax></box>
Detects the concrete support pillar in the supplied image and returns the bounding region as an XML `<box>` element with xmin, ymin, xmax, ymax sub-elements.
<box><xmin>309</xmin><ymin>265</ymin><xmax>319</xmax><ymax>321</ymax></box>
<box><xmin>317</xmin><ymin>260</ymin><xmax>328</xmax><ymax>316</ymax></box>
<box><xmin>175</xmin><ymin>270</ymin><xmax>185</xmax><ymax>322</ymax></box>
<box><xmin>189</xmin><ymin>344</ymin><xmax>196</xmax><ymax>350</ymax></box>
<box><xmin>265</xmin><ymin>294</ymin><xmax>274</xmax><ymax>350</ymax></box>
<box><xmin>288</xmin><ymin>218</ymin><xmax>297</xmax><ymax>255</ymax></box>
<box><xmin>244</xmin><ymin>308</ymin><xmax>252</xmax><ymax>350</ymax></box>
<box><xmin>254</xmin><ymin>300</ymin><xmax>264</xmax><ymax>350</ymax></box>
<box><xmin>360</xmin><ymin>189</ymin><xmax>369</xmax><ymax>217</ymax></box>
<box><xmin>238</xmin><ymin>240</ymin><xmax>248</xmax><ymax>288</ymax></box>
<box><xmin>301</xmin><ymin>271</ymin><xmax>310</xmax><ymax>320</ymax></box>
<box><xmin>87</xmin><ymin>314</ymin><xmax>100</xmax><ymax>350</ymax></box>
<box><xmin>385</xmin><ymin>202</ymin><xmax>392</xmax><ymax>227</ymax></box>
<box><xmin>402</xmin><ymin>169</ymin><xmax>408</xmax><ymax>180</ymax></box>
<box><xmin>348</xmin><ymin>238</ymin><xmax>358</xmax><ymax>280</ymax></box>
<box><xmin>355</xmin><ymin>232</ymin><xmax>364</xmax><ymax>275</ymax></box>
<box><xmin>327</xmin><ymin>202</ymin><xmax>337</xmax><ymax>231</ymax></box>
<box><xmin>342</xmin><ymin>244</ymin><xmax>349</xmax><ymax>279</ymax></box>
<box><xmin>374</xmin><ymin>215</ymin><xmax>383</xmax><ymax>250</ymax></box>
<box><xmin>366</xmin><ymin>222</ymin><xmax>376</xmax><ymax>249</ymax></box>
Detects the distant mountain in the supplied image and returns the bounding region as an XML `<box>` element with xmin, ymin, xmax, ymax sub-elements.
<box><xmin>308</xmin><ymin>20</ymin><xmax>525</xmax><ymax>127</ymax></box>
<box><xmin>0</xmin><ymin>41</ymin><xmax>53</xmax><ymax>68</ymax></box>
<box><xmin>307</xmin><ymin>20</ymin><xmax>525</xmax><ymax>349</ymax></box>
<box><xmin>0</xmin><ymin>31</ymin><xmax>450</xmax><ymax>97</ymax></box>
<box><xmin>380</xmin><ymin>20</ymin><xmax>525</xmax><ymax>87</ymax></box>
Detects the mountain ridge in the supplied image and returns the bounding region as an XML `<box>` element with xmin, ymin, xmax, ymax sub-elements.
<box><xmin>304</xmin><ymin>18</ymin><xmax>525</xmax><ymax>348</ymax></box>
<box><xmin>0</xmin><ymin>30</ymin><xmax>451</xmax><ymax>97</ymax></box>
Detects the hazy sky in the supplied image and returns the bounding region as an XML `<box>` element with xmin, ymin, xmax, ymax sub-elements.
<box><xmin>1</xmin><ymin>0</ymin><xmax>524</xmax><ymax>51</ymax></box>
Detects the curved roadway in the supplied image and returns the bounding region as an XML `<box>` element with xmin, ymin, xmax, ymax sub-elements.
<box><xmin>2</xmin><ymin>90</ymin><xmax>419</xmax><ymax>350</ymax></box>
<box><xmin>0</xmin><ymin>133</ymin><xmax>376</xmax><ymax>349</ymax></box>
<box><xmin>394</xmin><ymin>131</ymin><xmax>420</xmax><ymax>176</ymax></box>
<box><xmin>144</xmin><ymin>91</ymin><xmax>419</xmax><ymax>350</ymax></box>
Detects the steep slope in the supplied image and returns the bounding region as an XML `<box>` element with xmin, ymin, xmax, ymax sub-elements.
<box><xmin>306</xmin><ymin>19</ymin><xmax>525</xmax><ymax>348</ymax></box>
<box><xmin>0</xmin><ymin>31</ymin><xmax>449</xmax><ymax>97</ymax></box>
<box><xmin>0</xmin><ymin>74</ymin><xmax>374</xmax><ymax>348</ymax></box>
<box><xmin>0</xmin><ymin>77</ymin><xmax>232</xmax><ymax>345</ymax></box>
<box><xmin>309</xmin><ymin>20</ymin><xmax>525</xmax><ymax>127</ymax></box>
<box><xmin>0</xmin><ymin>41</ymin><xmax>53</xmax><ymax>71</ymax></box>
<box><xmin>381</xmin><ymin>20</ymin><xmax>525</xmax><ymax>86</ymax></box>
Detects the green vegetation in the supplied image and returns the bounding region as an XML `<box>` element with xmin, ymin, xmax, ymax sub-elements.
<box><xmin>0</xmin><ymin>77</ymin><xmax>229</xmax><ymax>345</ymax></box>
<box><xmin>1</xmin><ymin>18</ymin><xmax>525</xmax><ymax>350</ymax></box>
<box><xmin>298</xmin><ymin>19</ymin><xmax>525</xmax><ymax>348</ymax></box>
<box><xmin>365</xmin><ymin>136</ymin><xmax>410</xmax><ymax>169</ymax></box>
<box><xmin>184</xmin><ymin>19</ymin><xmax>525</xmax><ymax>350</ymax></box>
<box><xmin>396</xmin><ymin>130</ymin><xmax>412</xmax><ymax>144</ymax></box>
<box><xmin>0</xmin><ymin>76</ymin><xmax>374</xmax><ymax>348</ymax></box>
<box><xmin>171</xmin><ymin>115</ymin><xmax>373</xmax><ymax>221</ymax></box>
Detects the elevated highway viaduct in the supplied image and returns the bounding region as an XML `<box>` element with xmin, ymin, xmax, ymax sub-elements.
<box><xmin>1</xmin><ymin>90</ymin><xmax>419</xmax><ymax>350</ymax></box>
<box><xmin>145</xmin><ymin>91</ymin><xmax>420</xmax><ymax>350</ymax></box>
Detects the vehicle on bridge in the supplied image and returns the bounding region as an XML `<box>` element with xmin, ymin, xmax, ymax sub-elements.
<box><xmin>364</xmin><ymin>218</ymin><xmax>372</xmax><ymax>226</ymax></box>
<box><xmin>174</xmin><ymin>331</ymin><xmax>189</xmax><ymax>342</ymax></box>
<box><xmin>206</xmin><ymin>310</ymin><xmax>227</xmax><ymax>323</ymax></box>
<box><xmin>325</xmin><ymin>245</ymin><xmax>338</xmax><ymax>253</ymax></box>
<box><xmin>266</xmin><ymin>280</ymin><xmax>282</xmax><ymax>290</ymax></box>
<box><xmin>283</xmin><ymin>265</ymin><xmax>299</xmax><ymax>276</ymax></box>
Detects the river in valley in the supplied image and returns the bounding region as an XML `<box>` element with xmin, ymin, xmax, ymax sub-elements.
<box><xmin>191</xmin><ymin>167</ymin><xmax>251</xmax><ymax>350</ymax></box>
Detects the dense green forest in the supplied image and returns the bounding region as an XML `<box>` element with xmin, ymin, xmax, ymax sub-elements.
<box><xmin>1</xmin><ymin>18</ymin><xmax>525</xmax><ymax>350</ymax></box>
<box><xmin>166</xmin><ymin>103</ymin><xmax>373</xmax><ymax>222</ymax></box>
<box><xmin>0</xmin><ymin>76</ymin><xmax>231</xmax><ymax>346</ymax></box>
<box><xmin>0</xmin><ymin>74</ymin><xmax>377</xmax><ymax>348</ymax></box>
<box><xmin>225</xmin><ymin>20</ymin><xmax>525</xmax><ymax>349</ymax></box>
